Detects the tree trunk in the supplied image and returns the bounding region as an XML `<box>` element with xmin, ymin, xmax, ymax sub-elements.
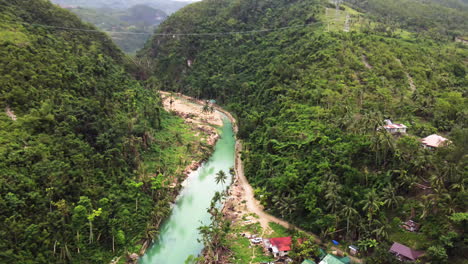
<box><xmin>89</xmin><ymin>221</ymin><xmax>93</xmax><ymax>244</ymax></box>
<box><xmin>77</xmin><ymin>231</ymin><xmax>80</xmax><ymax>253</ymax></box>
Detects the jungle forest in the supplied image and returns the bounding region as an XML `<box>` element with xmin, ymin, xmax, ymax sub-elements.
<box><xmin>0</xmin><ymin>0</ymin><xmax>467</xmax><ymax>263</ymax></box>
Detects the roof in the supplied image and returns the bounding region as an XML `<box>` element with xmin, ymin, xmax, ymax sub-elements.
<box><xmin>340</xmin><ymin>256</ymin><xmax>351</xmax><ymax>264</ymax></box>
<box><xmin>420</xmin><ymin>134</ymin><xmax>449</xmax><ymax>148</ymax></box>
<box><xmin>384</xmin><ymin>124</ymin><xmax>407</xmax><ymax>129</ymax></box>
<box><xmin>269</xmin><ymin>237</ymin><xmax>292</xmax><ymax>252</ymax></box>
<box><xmin>319</xmin><ymin>254</ymin><xmax>347</xmax><ymax>264</ymax></box>
<box><xmin>349</xmin><ymin>245</ymin><xmax>359</xmax><ymax>250</ymax></box>
<box><xmin>389</xmin><ymin>242</ymin><xmax>424</xmax><ymax>261</ymax></box>
<box><xmin>302</xmin><ymin>260</ymin><xmax>316</xmax><ymax>264</ymax></box>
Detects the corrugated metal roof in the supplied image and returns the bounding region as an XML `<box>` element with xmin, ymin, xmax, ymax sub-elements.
<box><xmin>421</xmin><ymin>134</ymin><xmax>449</xmax><ymax>148</ymax></box>
<box><xmin>383</xmin><ymin>124</ymin><xmax>407</xmax><ymax>129</ymax></box>
<box><xmin>269</xmin><ymin>237</ymin><xmax>292</xmax><ymax>252</ymax></box>
<box><xmin>319</xmin><ymin>254</ymin><xmax>346</xmax><ymax>264</ymax></box>
<box><xmin>389</xmin><ymin>242</ymin><xmax>423</xmax><ymax>261</ymax></box>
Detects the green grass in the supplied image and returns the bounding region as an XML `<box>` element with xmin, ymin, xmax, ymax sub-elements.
<box><xmin>320</xmin><ymin>4</ymin><xmax>367</xmax><ymax>32</ymax></box>
<box><xmin>228</xmin><ymin>222</ymin><xmax>274</xmax><ymax>264</ymax></box>
<box><xmin>389</xmin><ymin>228</ymin><xmax>431</xmax><ymax>250</ymax></box>
<box><xmin>322</xmin><ymin>7</ymin><xmax>348</xmax><ymax>32</ymax></box>
<box><xmin>269</xmin><ymin>222</ymin><xmax>294</xmax><ymax>238</ymax></box>
<box><xmin>142</xmin><ymin>111</ymin><xmax>209</xmax><ymax>179</ymax></box>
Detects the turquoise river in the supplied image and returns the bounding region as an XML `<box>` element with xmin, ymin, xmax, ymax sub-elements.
<box><xmin>139</xmin><ymin>116</ymin><xmax>236</xmax><ymax>264</ymax></box>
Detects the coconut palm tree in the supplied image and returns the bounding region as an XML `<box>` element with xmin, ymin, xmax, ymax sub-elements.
<box><xmin>215</xmin><ymin>170</ymin><xmax>227</xmax><ymax>185</ymax></box>
<box><xmin>360</xmin><ymin>190</ymin><xmax>382</xmax><ymax>228</ymax></box>
<box><xmin>382</xmin><ymin>184</ymin><xmax>404</xmax><ymax>209</ymax></box>
<box><xmin>324</xmin><ymin>181</ymin><xmax>342</xmax><ymax>213</ymax></box>
<box><xmin>371</xmin><ymin>219</ymin><xmax>390</xmax><ymax>240</ymax></box>
<box><xmin>340</xmin><ymin>199</ymin><xmax>359</xmax><ymax>239</ymax></box>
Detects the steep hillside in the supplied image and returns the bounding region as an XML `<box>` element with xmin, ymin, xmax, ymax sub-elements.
<box><xmin>0</xmin><ymin>0</ymin><xmax>202</xmax><ymax>263</ymax></box>
<box><xmin>345</xmin><ymin>0</ymin><xmax>468</xmax><ymax>40</ymax></box>
<box><xmin>139</xmin><ymin>0</ymin><xmax>467</xmax><ymax>262</ymax></box>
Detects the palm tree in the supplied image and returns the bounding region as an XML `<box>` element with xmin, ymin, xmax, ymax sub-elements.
<box><xmin>360</xmin><ymin>190</ymin><xmax>382</xmax><ymax>228</ymax></box>
<box><xmin>419</xmin><ymin>194</ymin><xmax>435</xmax><ymax>219</ymax></box>
<box><xmin>371</xmin><ymin>219</ymin><xmax>390</xmax><ymax>240</ymax></box>
<box><xmin>440</xmin><ymin>193</ymin><xmax>460</xmax><ymax>215</ymax></box>
<box><xmin>215</xmin><ymin>170</ymin><xmax>227</xmax><ymax>185</ymax></box>
<box><xmin>382</xmin><ymin>184</ymin><xmax>404</xmax><ymax>209</ymax></box>
<box><xmin>341</xmin><ymin>199</ymin><xmax>359</xmax><ymax>239</ymax></box>
<box><xmin>324</xmin><ymin>181</ymin><xmax>342</xmax><ymax>213</ymax></box>
<box><xmin>202</xmin><ymin>101</ymin><xmax>211</xmax><ymax>113</ymax></box>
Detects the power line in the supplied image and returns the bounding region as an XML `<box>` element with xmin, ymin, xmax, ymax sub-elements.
<box><xmin>1</xmin><ymin>18</ymin><xmax>321</xmax><ymax>37</ymax></box>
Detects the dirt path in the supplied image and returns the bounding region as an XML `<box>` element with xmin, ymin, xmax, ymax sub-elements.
<box><xmin>234</xmin><ymin>141</ymin><xmax>292</xmax><ymax>232</ymax></box>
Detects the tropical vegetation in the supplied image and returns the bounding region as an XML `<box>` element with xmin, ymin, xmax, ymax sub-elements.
<box><xmin>138</xmin><ymin>0</ymin><xmax>467</xmax><ymax>262</ymax></box>
<box><xmin>0</xmin><ymin>0</ymin><xmax>205</xmax><ymax>263</ymax></box>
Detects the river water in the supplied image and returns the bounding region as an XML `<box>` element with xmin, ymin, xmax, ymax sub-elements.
<box><xmin>139</xmin><ymin>116</ymin><xmax>236</xmax><ymax>264</ymax></box>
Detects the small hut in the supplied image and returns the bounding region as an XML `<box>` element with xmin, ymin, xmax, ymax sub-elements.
<box><xmin>420</xmin><ymin>134</ymin><xmax>450</xmax><ymax>149</ymax></box>
<box><xmin>389</xmin><ymin>242</ymin><xmax>424</xmax><ymax>261</ymax></box>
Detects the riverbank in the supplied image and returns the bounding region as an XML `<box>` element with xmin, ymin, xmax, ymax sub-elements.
<box><xmin>114</xmin><ymin>92</ymin><xmax>226</xmax><ymax>264</ymax></box>
<box><xmin>138</xmin><ymin>95</ymin><xmax>236</xmax><ymax>264</ymax></box>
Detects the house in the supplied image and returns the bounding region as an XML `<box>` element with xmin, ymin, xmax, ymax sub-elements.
<box><xmin>389</xmin><ymin>242</ymin><xmax>424</xmax><ymax>261</ymax></box>
<box><xmin>420</xmin><ymin>134</ymin><xmax>449</xmax><ymax>149</ymax></box>
<box><xmin>319</xmin><ymin>254</ymin><xmax>351</xmax><ymax>264</ymax></box>
<box><xmin>348</xmin><ymin>245</ymin><xmax>359</xmax><ymax>256</ymax></box>
<box><xmin>382</xmin><ymin>119</ymin><xmax>407</xmax><ymax>134</ymax></box>
<box><xmin>401</xmin><ymin>220</ymin><xmax>420</xmax><ymax>232</ymax></box>
<box><xmin>302</xmin><ymin>260</ymin><xmax>317</xmax><ymax>264</ymax></box>
<box><xmin>266</xmin><ymin>237</ymin><xmax>292</xmax><ymax>257</ymax></box>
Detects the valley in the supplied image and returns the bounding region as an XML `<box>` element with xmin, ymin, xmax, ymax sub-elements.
<box><xmin>0</xmin><ymin>0</ymin><xmax>466</xmax><ymax>264</ymax></box>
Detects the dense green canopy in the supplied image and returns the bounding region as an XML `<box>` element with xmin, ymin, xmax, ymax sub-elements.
<box><xmin>0</xmin><ymin>0</ymin><xmax>199</xmax><ymax>263</ymax></box>
<box><xmin>139</xmin><ymin>0</ymin><xmax>467</xmax><ymax>262</ymax></box>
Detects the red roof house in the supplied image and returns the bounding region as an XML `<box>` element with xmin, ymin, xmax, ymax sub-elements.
<box><xmin>380</xmin><ymin>119</ymin><xmax>408</xmax><ymax>134</ymax></box>
<box><xmin>389</xmin><ymin>242</ymin><xmax>424</xmax><ymax>261</ymax></box>
<box><xmin>267</xmin><ymin>237</ymin><xmax>292</xmax><ymax>257</ymax></box>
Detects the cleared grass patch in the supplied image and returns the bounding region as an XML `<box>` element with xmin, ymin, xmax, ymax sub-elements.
<box><xmin>389</xmin><ymin>228</ymin><xmax>431</xmax><ymax>250</ymax></box>
<box><xmin>228</xmin><ymin>222</ymin><xmax>274</xmax><ymax>264</ymax></box>
<box><xmin>269</xmin><ymin>222</ymin><xmax>294</xmax><ymax>238</ymax></box>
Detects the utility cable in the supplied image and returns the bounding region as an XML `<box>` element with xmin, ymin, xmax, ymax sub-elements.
<box><xmin>0</xmin><ymin>18</ymin><xmax>321</xmax><ymax>37</ymax></box>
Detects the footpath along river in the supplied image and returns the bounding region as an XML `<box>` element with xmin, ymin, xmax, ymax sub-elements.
<box><xmin>139</xmin><ymin>115</ymin><xmax>236</xmax><ymax>264</ymax></box>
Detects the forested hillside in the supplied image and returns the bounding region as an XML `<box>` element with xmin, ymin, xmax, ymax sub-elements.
<box><xmin>0</xmin><ymin>0</ymin><xmax>201</xmax><ymax>263</ymax></box>
<box><xmin>345</xmin><ymin>0</ymin><xmax>468</xmax><ymax>40</ymax></box>
<box><xmin>139</xmin><ymin>0</ymin><xmax>467</xmax><ymax>262</ymax></box>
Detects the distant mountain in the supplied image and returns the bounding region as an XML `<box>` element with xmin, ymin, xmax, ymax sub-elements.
<box><xmin>121</xmin><ymin>4</ymin><xmax>167</xmax><ymax>25</ymax></box>
<box><xmin>59</xmin><ymin>4</ymin><xmax>168</xmax><ymax>53</ymax></box>
<box><xmin>51</xmin><ymin>0</ymin><xmax>191</xmax><ymax>14</ymax></box>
